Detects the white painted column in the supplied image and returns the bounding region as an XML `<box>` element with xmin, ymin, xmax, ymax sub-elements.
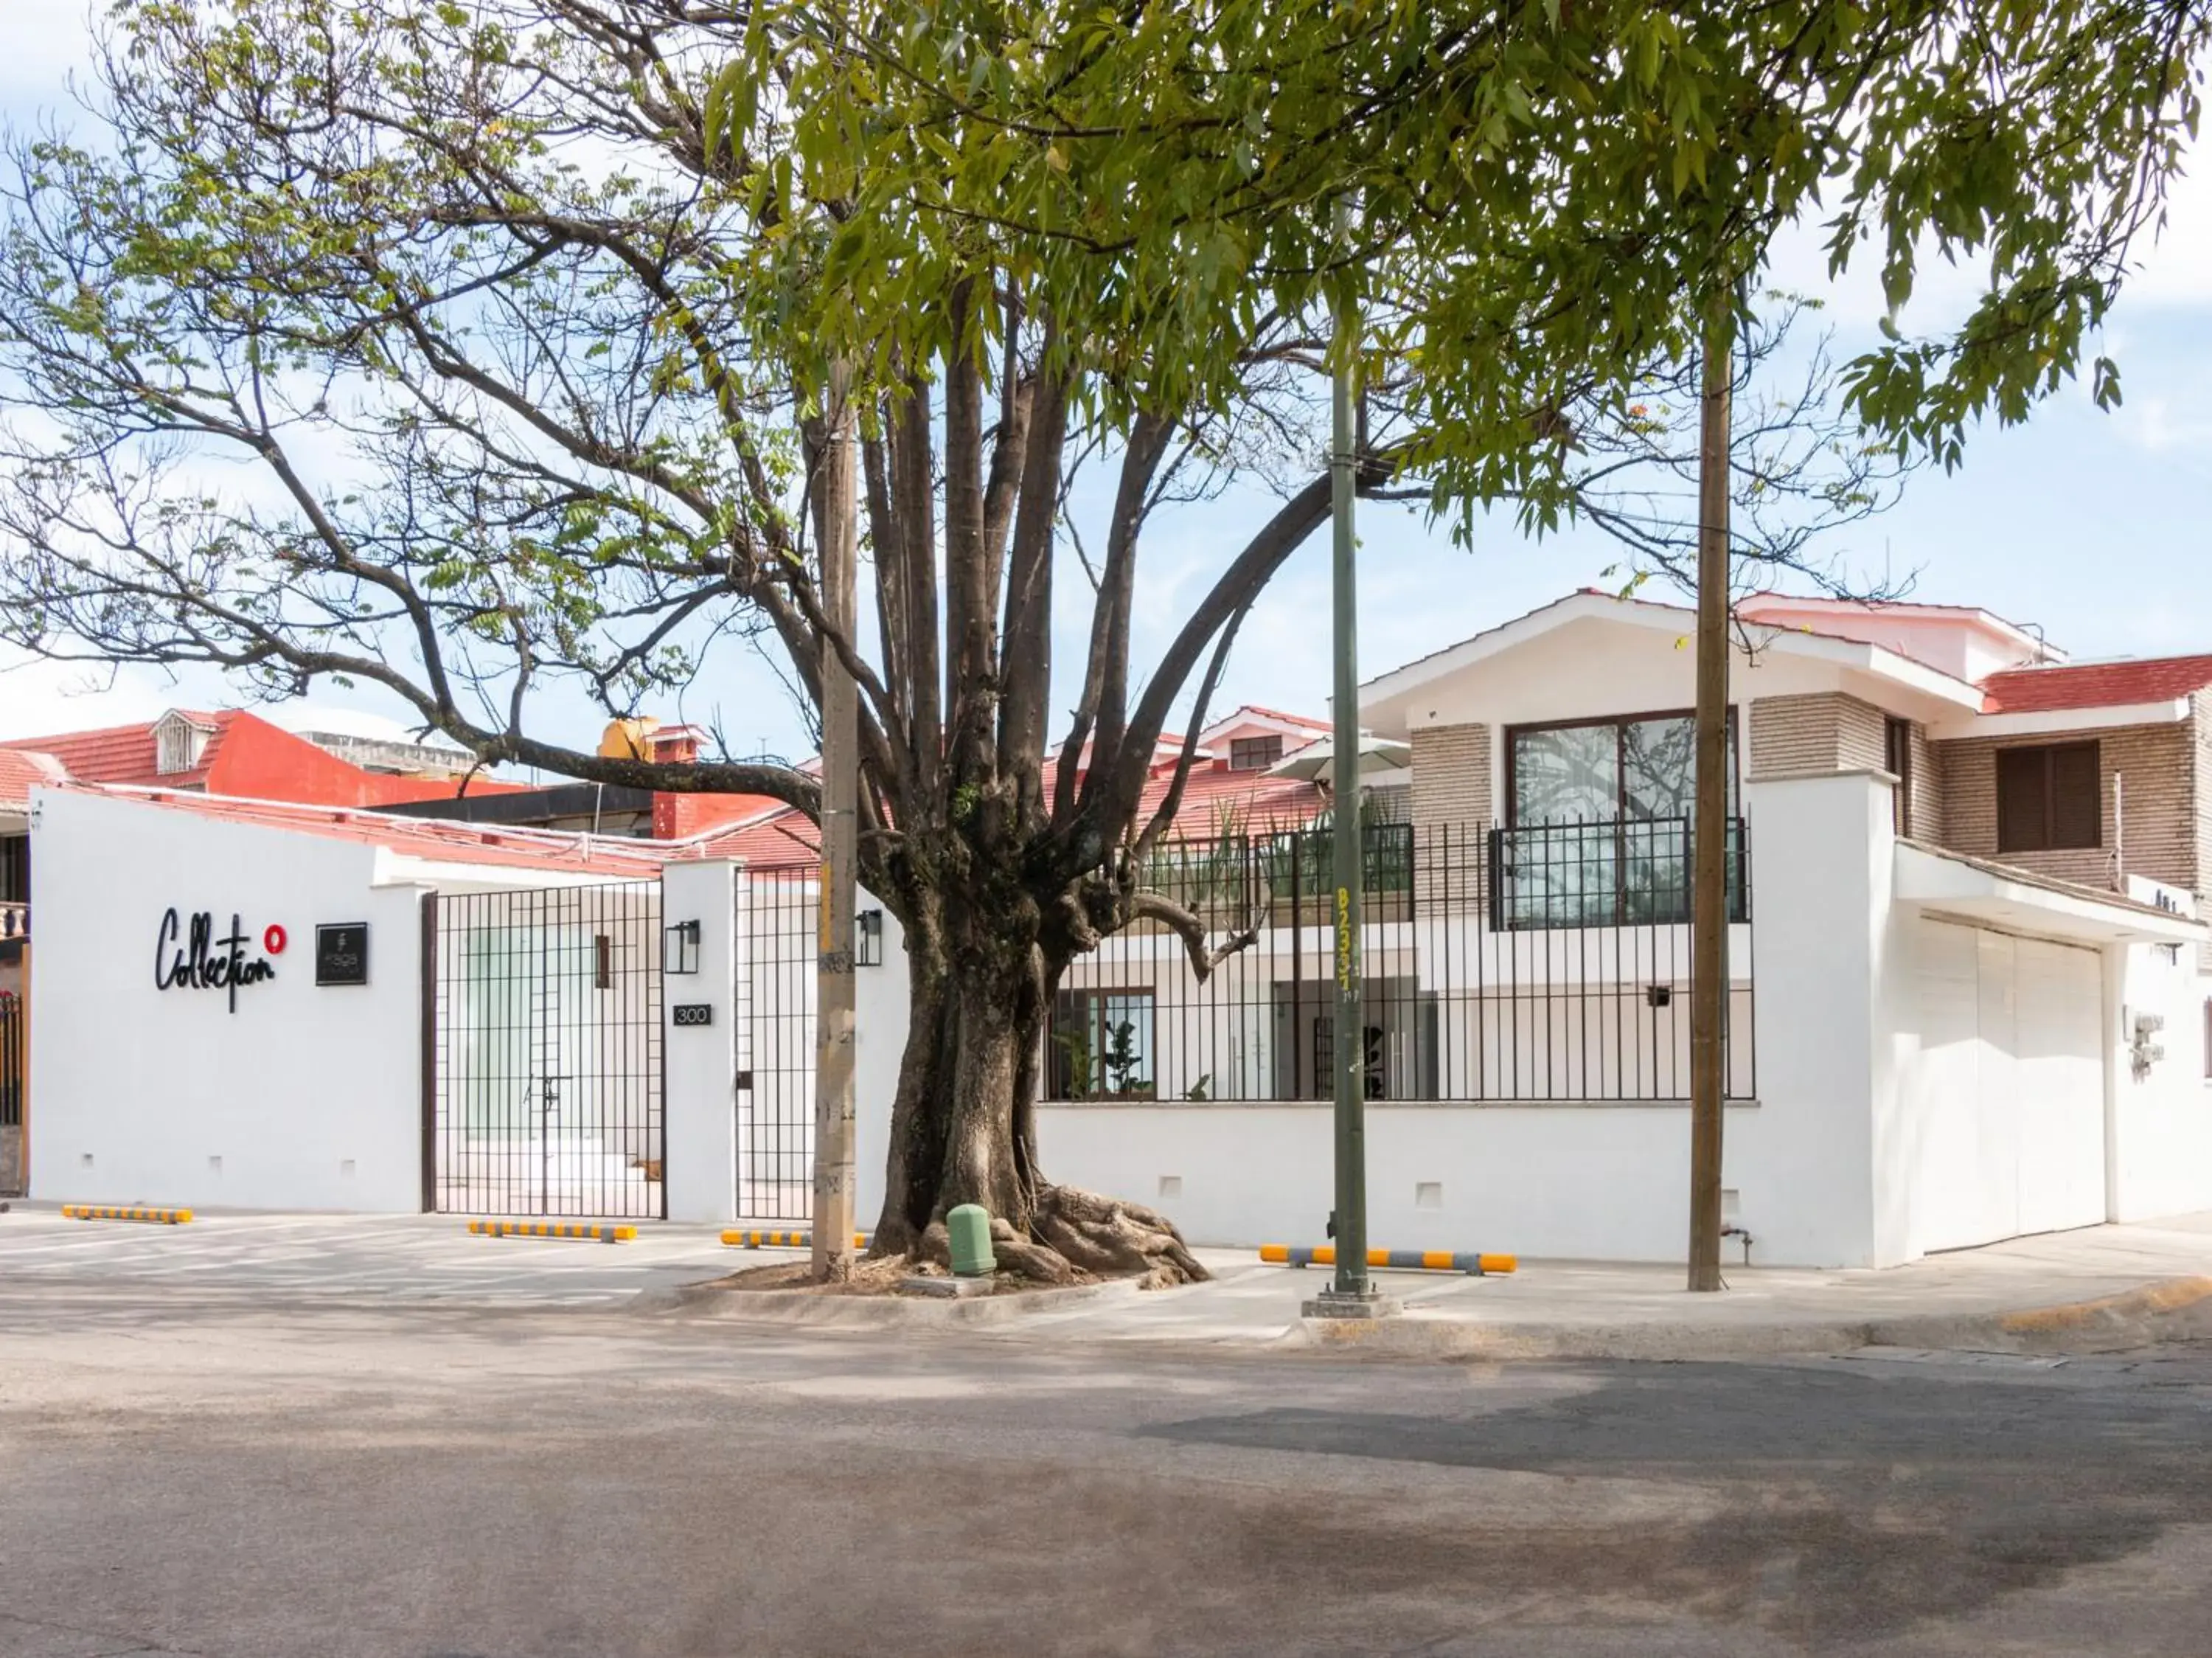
<box><xmin>661</xmin><ymin>859</ymin><xmax>741</xmax><ymax>1224</ymax></box>
<box><xmin>851</xmin><ymin>888</ymin><xmax>907</xmax><ymax>1231</ymax></box>
<box><xmin>1736</xmin><ymin>771</ymin><xmax>1896</xmax><ymax>1266</ymax></box>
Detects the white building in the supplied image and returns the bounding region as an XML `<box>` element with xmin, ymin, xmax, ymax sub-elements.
<box><xmin>894</xmin><ymin>593</ymin><xmax>2212</xmax><ymax>1267</ymax></box>
<box><xmin>16</xmin><ymin>594</ymin><xmax>2212</xmax><ymax>1271</ymax></box>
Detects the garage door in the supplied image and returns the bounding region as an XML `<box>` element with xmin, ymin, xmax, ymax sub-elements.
<box><xmin>1910</xmin><ymin>921</ymin><xmax>2106</xmax><ymax>1253</ymax></box>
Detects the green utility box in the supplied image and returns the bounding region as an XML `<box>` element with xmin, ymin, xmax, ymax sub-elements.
<box><xmin>947</xmin><ymin>1204</ymin><xmax>996</xmax><ymax>1277</ymax></box>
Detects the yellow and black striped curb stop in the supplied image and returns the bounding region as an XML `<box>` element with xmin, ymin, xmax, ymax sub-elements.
<box><xmin>62</xmin><ymin>1204</ymin><xmax>194</xmax><ymax>1225</ymax></box>
<box><xmin>466</xmin><ymin>1219</ymin><xmax>636</xmax><ymax>1244</ymax></box>
<box><xmin>721</xmin><ymin>1229</ymin><xmax>873</xmax><ymax>1250</ymax></box>
<box><xmin>1261</xmin><ymin>1244</ymin><xmax>1517</xmax><ymax>1275</ymax></box>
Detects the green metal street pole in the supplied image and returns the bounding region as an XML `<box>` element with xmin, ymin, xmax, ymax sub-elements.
<box><xmin>1307</xmin><ymin>202</ymin><xmax>1391</xmax><ymax>1320</ymax></box>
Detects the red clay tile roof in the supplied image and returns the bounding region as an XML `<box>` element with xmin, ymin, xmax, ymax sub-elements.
<box><xmin>683</xmin><ymin>808</ymin><xmax>823</xmax><ymax>868</ymax></box>
<box><xmin>62</xmin><ymin>784</ymin><xmax>670</xmax><ymax>878</ymax></box>
<box><xmin>1</xmin><ymin>710</ymin><xmax>532</xmax><ymax>806</ymax></box>
<box><xmin>1980</xmin><ymin>656</ymin><xmax>2212</xmax><ymax>715</ymax></box>
<box><xmin>1134</xmin><ymin>763</ymin><xmax>1326</xmax><ymax>836</ymax></box>
<box><xmin>0</xmin><ymin>749</ymin><xmax>69</xmax><ymax>810</ymax></box>
<box><xmin>678</xmin><ymin>761</ymin><xmax>1326</xmax><ymax>871</ymax></box>
<box><xmin>1208</xmin><ymin>704</ymin><xmax>1332</xmax><ymax>733</ymax></box>
<box><xmin>1</xmin><ymin>711</ymin><xmax>232</xmax><ymax>787</ymax></box>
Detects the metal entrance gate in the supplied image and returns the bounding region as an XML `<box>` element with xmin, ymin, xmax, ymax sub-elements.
<box><xmin>427</xmin><ymin>881</ymin><xmax>664</xmax><ymax>1218</ymax></box>
<box><xmin>0</xmin><ymin>988</ymin><xmax>22</xmax><ymax>1197</ymax></box>
<box><xmin>740</xmin><ymin>864</ymin><xmax>817</xmax><ymax>1221</ymax></box>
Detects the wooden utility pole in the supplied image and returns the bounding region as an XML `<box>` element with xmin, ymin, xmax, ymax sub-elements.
<box><xmin>1687</xmin><ymin>287</ymin><xmax>1735</xmax><ymax>1294</ymax></box>
<box><xmin>813</xmin><ymin>364</ymin><xmax>859</xmax><ymax>1283</ymax></box>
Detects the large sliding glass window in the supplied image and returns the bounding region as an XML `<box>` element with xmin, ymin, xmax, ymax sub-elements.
<box><xmin>1501</xmin><ymin>712</ymin><xmax>1741</xmax><ymax>929</ymax></box>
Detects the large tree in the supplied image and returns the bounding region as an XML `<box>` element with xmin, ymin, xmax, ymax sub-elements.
<box><xmin>0</xmin><ymin>0</ymin><xmax>1402</xmax><ymax>1277</ymax></box>
<box><xmin>1</xmin><ymin>0</ymin><xmax>2201</xmax><ymax>1277</ymax></box>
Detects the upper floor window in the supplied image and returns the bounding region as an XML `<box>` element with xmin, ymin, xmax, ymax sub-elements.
<box><xmin>1995</xmin><ymin>741</ymin><xmax>2100</xmax><ymax>853</ymax></box>
<box><xmin>153</xmin><ymin>712</ymin><xmax>211</xmax><ymax>777</ymax></box>
<box><xmin>1228</xmin><ymin>735</ymin><xmax>1284</xmax><ymax>771</ymax></box>
<box><xmin>1499</xmin><ymin>712</ymin><xmax>1744</xmax><ymax>930</ymax></box>
<box><xmin>1508</xmin><ymin>711</ymin><xmax>1737</xmax><ymax>826</ymax></box>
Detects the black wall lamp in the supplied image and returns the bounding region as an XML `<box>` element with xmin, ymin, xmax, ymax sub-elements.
<box><xmin>663</xmin><ymin>918</ymin><xmax>701</xmax><ymax>976</ymax></box>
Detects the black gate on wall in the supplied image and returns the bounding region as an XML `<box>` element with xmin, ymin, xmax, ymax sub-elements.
<box><xmin>0</xmin><ymin>990</ymin><xmax>20</xmax><ymax>1132</ymax></box>
<box><xmin>426</xmin><ymin>881</ymin><xmax>664</xmax><ymax>1218</ymax></box>
<box><xmin>740</xmin><ymin>864</ymin><xmax>818</xmax><ymax>1221</ymax></box>
<box><xmin>0</xmin><ymin>988</ymin><xmax>22</xmax><ymax>1196</ymax></box>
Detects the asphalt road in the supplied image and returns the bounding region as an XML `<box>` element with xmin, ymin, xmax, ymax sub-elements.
<box><xmin>8</xmin><ymin>1272</ymin><xmax>2212</xmax><ymax>1658</ymax></box>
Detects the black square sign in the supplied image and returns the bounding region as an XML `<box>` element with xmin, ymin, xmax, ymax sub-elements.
<box><xmin>316</xmin><ymin>923</ymin><xmax>370</xmax><ymax>987</ymax></box>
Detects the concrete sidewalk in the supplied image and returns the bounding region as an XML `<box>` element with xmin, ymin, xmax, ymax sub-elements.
<box><xmin>680</xmin><ymin>1215</ymin><xmax>2212</xmax><ymax>1360</ymax></box>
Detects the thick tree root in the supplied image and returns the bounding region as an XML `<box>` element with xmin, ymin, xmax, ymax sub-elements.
<box><xmin>1029</xmin><ymin>1184</ymin><xmax>1211</xmax><ymax>1286</ymax></box>
<box><xmin>870</xmin><ymin>1187</ymin><xmax>1211</xmax><ymax>1288</ymax></box>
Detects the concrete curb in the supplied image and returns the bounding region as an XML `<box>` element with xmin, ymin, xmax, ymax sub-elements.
<box><xmin>1880</xmin><ymin>1273</ymin><xmax>2212</xmax><ymax>1350</ymax></box>
<box><xmin>639</xmin><ymin>1272</ymin><xmax>1150</xmax><ymax>1328</ymax></box>
<box><xmin>1280</xmin><ymin>1274</ymin><xmax>2212</xmax><ymax>1363</ymax></box>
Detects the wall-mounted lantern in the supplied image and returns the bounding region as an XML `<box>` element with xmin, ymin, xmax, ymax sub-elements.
<box><xmin>663</xmin><ymin>918</ymin><xmax>701</xmax><ymax>976</ymax></box>
<box><xmin>856</xmin><ymin>909</ymin><xmax>884</xmax><ymax>968</ymax></box>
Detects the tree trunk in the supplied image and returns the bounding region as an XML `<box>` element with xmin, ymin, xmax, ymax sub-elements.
<box><xmin>867</xmin><ymin>871</ymin><xmax>1209</xmax><ymax>1284</ymax></box>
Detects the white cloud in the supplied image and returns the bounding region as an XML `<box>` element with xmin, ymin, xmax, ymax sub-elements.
<box><xmin>2119</xmin><ymin>394</ymin><xmax>2212</xmax><ymax>459</ymax></box>
<box><xmin>2118</xmin><ymin>156</ymin><xmax>2212</xmax><ymax>308</ymax></box>
<box><xmin>0</xmin><ymin>650</ymin><xmax>191</xmax><ymax>740</ymax></box>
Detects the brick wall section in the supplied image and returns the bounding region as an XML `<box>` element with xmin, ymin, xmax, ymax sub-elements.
<box><xmin>1409</xmin><ymin>722</ymin><xmax>1492</xmax><ymax>909</ymax></box>
<box><xmin>1410</xmin><ymin>723</ymin><xmax>1492</xmax><ymax>833</ymax></box>
<box><xmin>1837</xmin><ymin>696</ymin><xmax>1888</xmax><ymax>774</ymax></box>
<box><xmin>1747</xmin><ymin>693</ymin><xmax>1892</xmax><ymax>779</ymax></box>
<box><xmin>1747</xmin><ymin>694</ymin><xmax>1839</xmax><ymax>776</ymax></box>
<box><xmin>1906</xmin><ymin>721</ymin><xmax>1944</xmax><ymax>843</ymax></box>
<box><xmin>1934</xmin><ymin>721</ymin><xmax>2197</xmax><ymax>892</ymax></box>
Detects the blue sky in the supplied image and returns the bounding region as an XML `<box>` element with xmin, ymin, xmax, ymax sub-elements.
<box><xmin>2</xmin><ymin>1</ymin><xmax>2208</xmax><ymax>761</ymax></box>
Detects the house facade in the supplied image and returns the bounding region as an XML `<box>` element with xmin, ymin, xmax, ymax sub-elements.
<box><xmin>865</xmin><ymin>592</ymin><xmax>2212</xmax><ymax>1268</ymax></box>
<box><xmin>15</xmin><ymin>618</ymin><xmax>2212</xmax><ymax>1270</ymax></box>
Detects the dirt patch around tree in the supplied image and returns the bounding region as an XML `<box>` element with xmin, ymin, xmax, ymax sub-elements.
<box><xmin>706</xmin><ymin>1255</ymin><xmax>1097</xmax><ymax>1299</ymax></box>
<box><xmin>703</xmin><ymin>1187</ymin><xmax>1210</xmax><ymax>1300</ymax></box>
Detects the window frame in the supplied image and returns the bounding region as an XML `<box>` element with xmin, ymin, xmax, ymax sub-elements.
<box><xmin>1048</xmin><ymin>985</ymin><xmax>1158</xmax><ymax>1100</ymax></box>
<box><xmin>1503</xmin><ymin>707</ymin><xmax>1740</xmax><ymax>829</ymax></box>
<box><xmin>153</xmin><ymin>712</ymin><xmax>210</xmax><ymax>777</ymax></box>
<box><xmin>1228</xmin><ymin>734</ymin><xmax>1286</xmax><ymax>773</ymax></box>
<box><xmin>1994</xmin><ymin>740</ymin><xmax>2102</xmax><ymax>854</ymax></box>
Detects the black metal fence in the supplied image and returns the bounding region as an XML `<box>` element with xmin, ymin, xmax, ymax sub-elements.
<box><xmin>1491</xmin><ymin>816</ymin><xmax>1750</xmax><ymax>931</ymax></box>
<box><xmin>1056</xmin><ymin>818</ymin><xmax>1756</xmax><ymax>1104</ymax></box>
<box><xmin>740</xmin><ymin>864</ymin><xmax>818</xmax><ymax>1221</ymax></box>
<box><xmin>428</xmin><ymin>881</ymin><xmax>664</xmax><ymax>1218</ymax></box>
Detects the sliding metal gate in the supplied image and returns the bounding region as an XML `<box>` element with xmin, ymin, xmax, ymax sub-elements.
<box><xmin>428</xmin><ymin>881</ymin><xmax>664</xmax><ymax>1218</ymax></box>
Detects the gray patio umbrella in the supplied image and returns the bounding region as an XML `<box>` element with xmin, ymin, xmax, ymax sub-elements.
<box><xmin>1266</xmin><ymin>732</ymin><xmax>1413</xmax><ymax>782</ymax></box>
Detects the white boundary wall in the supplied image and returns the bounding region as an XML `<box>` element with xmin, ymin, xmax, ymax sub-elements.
<box><xmin>847</xmin><ymin>778</ymin><xmax>1886</xmax><ymax>1263</ymax></box>
<box><xmin>29</xmin><ymin>789</ymin><xmax>429</xmax><ymax>1213</ymax></box>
